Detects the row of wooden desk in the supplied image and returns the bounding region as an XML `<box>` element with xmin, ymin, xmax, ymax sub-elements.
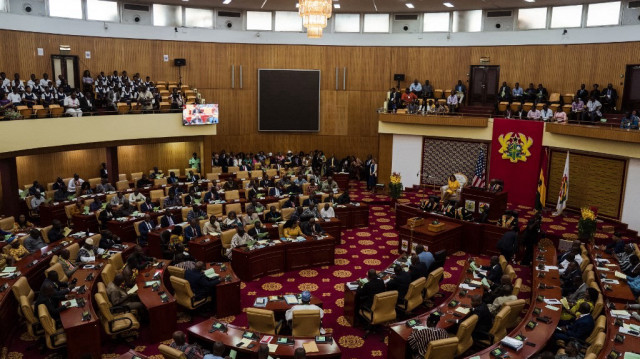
<box><xmin>377</xmin><ymin>243</ymin><xmax>560</xmax><ymax>359</ymax></box>
<box><xmin>395</xmin><ymin>204</ymin><xmax>509</xmax><ymax>256</ymax></box>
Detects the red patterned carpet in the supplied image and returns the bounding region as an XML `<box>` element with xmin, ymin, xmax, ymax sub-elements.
<box><xmin>12</xmin><ymin>180</ymin><xmax>622</xmax><ymax>359</ymax></box>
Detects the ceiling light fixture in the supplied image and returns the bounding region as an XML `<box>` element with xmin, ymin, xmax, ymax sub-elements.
<box><xmin>299</xmin><ymin>0</ymin><xmax>332</xmax><ymax>38</ymax></box>
<box><xmin>334</xmin><ymin>3</ymin><xmax>340</xmax><ymax>9</ymax></box>
<box><xmin>405</xmin><ymin>3</ymin><xmax>415</xmax><ymax>8</ymax></box>
<box><xmin>443</xmin><ymin>2</ymin><xmax>454</xmax><ymax>7</ymax></box>
<box><xmin>222</xmin><ymin>0</ymin><xmax>232</xmax><ymax>4</ymax></box>
<box><xmin>524</xmin><ymin>0</ymin><xmax>535</xmax><ymax>2</ymax></box>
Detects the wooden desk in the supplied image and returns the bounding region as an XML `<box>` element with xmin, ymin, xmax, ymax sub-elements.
<box><xmin>262</xmin><ymin>218</ymin><xmax>342</xmax><ymax>245</ymax></box>
<box><xmin>40</xmin><ymin>200</ymin><xmax>73</xmax><ymax>226</ymax></box>
<box><xmin>398</xmin><ymin>219</ymin><xmax>463</xmax><ymax>254</ymax></box>
<box><xmin>334</xmin><ymin>203</ymin><xmax>369</xmax><ymax>228</ymax></box>
<box><xmin>188</xmin><ymin>319</ymin><xmax>341</xmax><ymax>359</ymax></box>
<box><xmin>209</xmin><ymin>262</ymin><xmax>242</xmax><ymax>317</ymax></box>
<box><xmin>600</xmin><ymin>302</ymin><xmax>640</xmax><ymax>358</ymax></box>
<box><xmin>72</xmin><ymin>213</ymin><xmax>100</xmax><ymax>233</ymax></box>
<box><xmin>60</xmin><ymin>268</ymin><xmax>102</xmax><ymax>359</ymax></box>
<box><xmin>589</xmin><ymin>245</ymin><xmax>636</xmax><ymax>302</ymax></box>
<box><xmin>460</xmin><ymin>187</ymin><xmax>508</xmax><ymax>221</ymax></box>
<box><xmin>333</xmin><ymin>173</ymin><xmax>350</xmax><ymax>190</ymax></box>
<box><xmin>136</xmin><ymin>259</ymin><xmax>177</xmax><ymax>342</ymax></box>
<box><xmin>188</xmin><ymin>235</ymin><xmax>224</xmax><ymax>263</ymax></box>
<box><xmin>231</xmin><ymin>236</ymin><xmax>335</xmax><ymax>281</ymax></box>
<box><xmin>469</xmin><ymin>244</ymin><xmax>561</xmax><ymax>359</ymax></box>
<box><xmin>395</xmin><ymin>204</ymin><xmax>509</xmax><ymax>256</ymax></box>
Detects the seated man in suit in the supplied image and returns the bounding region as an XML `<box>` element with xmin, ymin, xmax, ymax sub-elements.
<box><xmin>184</xmin><ymin>261</ymin><xmax>221</xmax><ymax>302</ymax></box>
<box><xmin>321</xmin><ymin>176</ymin><xmax>339</xmax><ymax>193</ymax></box>
<box><xmin>161</xmin><ymin>211</ymin><xmax>178</xmax><ymax>228</ymax></box>
<box><xmin>34</xmin><ymin>283</ymin><xmax>68</xmax><ymax>321</ymax></box>
<box><xmin>47</xmin><ymin>219</ymin><xmax>66</xmax><ymax>243</ymax></box>
<box><xmin>163</xmin><ymin>192</ymin><xmax>182</xmax><ymax>208</ymax></box>
<box><xmin>552</xmin><ymin>302</ymin><xmax>595</xmax><ymax>344</ymax></box>
<box><xmin>136</xmin><ymin>174</ymin><xmax>152</xmax><ymax>188</ymax></box>
<box><xmin>41</xmin><ymin>270</ymin><xmax>70</xmax><ymax>304</ymax></box>
<box><xmin>203</xmin><ymin>186</ymin><xmax>220</xmax><ymax>203</ymax></box>
<box><xmin>23</xmin><ymin>229</ymin><xmax>47</xmax><ymax>253</ymax></box>
<box><xmin>187</xmin><ymin>204</ymin><xmax>207</xmax><ymax>222</ymax></box>
<box><xmin>107</xmin><ymin>273</ymin><xmax>145</xmax><ymax>317</ymax></box>
<box><xmin>302</xmin><ymin>194</ymin><xmax>319</xmax><ymax>207</ymax></box>
<box><xmin>264</xmin><ymin>206</ymin><xmax>282</xmax><ymax>223</ymax></box>
<box><xmin>139</xmin><ymin>197</ymin><xmax>156</xmax><ymax>213</ymax></box>
<box><xmin>269</xmin><ymin>183</ymin><xmax>285</xmax><ymax>197</ymax></box>
<box><xmin>167</xmin><ymin>171</ymin><xmax>179</xmax><ymax>184</ymax></box>
<box><xmin>137</xmin><ymin>214</ymin><xmax>155</xmax><ymax>246</ymax></box>
<box><xmin>301</xmin><ymin>218</ymin><xmax>325</xmax><ymax>236</ymax></box>
<box><xmin>183</xmin><ymin>188</ymin><xmax>201</xmax><ymax>206</ymax></box>
<box><xmin>323</xmin><ymin>192</ymin><xmax>337</xmax><ymax>204</ymax></box>
<box><xmin>462</xmin><ymin>294</ymin><xmax>493</xmax><ymax>341</ymax></box>
<box><xmin>149</xmin><ymin>166</ymin><xmax>163</xmax><ymax>179</ymax></box>
<box><xmin>386</xmin><ymin>264</ymin><xmax>411</xmax><ymax>303</ymax></box>
<box><xmin>99</xmin><ymin>230</ymin><xmax>121</xmax><ymax>249</ymax></box>
<box><xmin>187</xmin><ymin>170</ymin><xmax>200</xmax><ymax>182</ymax></box>
<box><xmin>248</xmin><ymin>221</ymin><xmax>269</xmax><ymax>240</ymax></box>
<box><xmin>409</xmin><ymin>254</ymin><xmax>429</xmax><ymax>281</ymax></box>
<box><xmin>357</xmin><ymin>269</ymin><xmax>386</xmax><ymax>310</ymax></box>
<box><xmin>184</xmin><ymin>218</ymin><xmax>203</xmax><ymax>242</ymax></box>
<box><xmin>282</xmin><ymin>195</ymin><xmax>298</xmax><ymax>209</ymax></box>
<box><xmin>478</xmin><ymin>256</ymin><xmax>503</xmax><ymax>286</ymax></box>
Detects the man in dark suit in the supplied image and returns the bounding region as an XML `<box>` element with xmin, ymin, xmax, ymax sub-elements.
<box><xmin>264</xmin><ymin>206</ymin><xmax>282</xmax><ymax>223</ymax></box>
<box><xmin>302</xmin><ymin>194</ymin><xmax>318</xmax><ymax>207</ymax></box>
<box><xmin>34</xmin><ymin>283</ymin><xmax>68</xmax><ymax>321</ymax></box>
<box><xmin>41</xmin><ymin>270</ymin><xmax>70</xmax><ymax>304</ymax></box>
<box><xmin>301</xmin><ymin>218</ymin><xmax>325</xmax><ymax>236</ymax></box>
<box><xmin>161</xmin><ymin>212</ymin><xmax>177</xmax><ymax>228</ymax></box>
<box><xmin>248</xmin><ymin>221</ymin><xmax>268</xmax><ymax>240</ymax></box>
<box><xmin>497</xmin><ymin>228</ymin><xmax>518</xmax><ymax>262</ymax></box>
<box><xmin>358</xmin><ymin>269</ymin><xmax>386</xmax><ymax>310</ymax></box>
<box><xmin>260</xmin><ymin>176</ymin><xmax>273</xmax><ymax>188</ymax></box>
<box><xmin>601</xmin><ymin>83</ymin><xmax>618</xmax><ymax>111</ymax></box>
<box><xmin>136</xmin><ymin>174</ymin><xmax>152</xmax><ymax>188</ymax></box>
<box><xmin>324</xmin><ymin>192</ymin><xmax>337</xmax><ymax>204</ymax></box>
<box><xmin>238</xmin><ymin>163</ymin><xmax>251</xmax><ymax>171</ymax></box>
<box><xmin>268</xmin><ymin>184</ymin><xmax>284</xmax><ymax>197</ymax></box>
<box><xmin>497</xmin><ymin>82</ymin><xmax>511</xmax><ymax>103</ymax></box>
<box><xmin>479</xmin><ymin>256</ymin><xmax>503</xmax><ymax>285</ymax></box>
<box><xmin>184</xmin><ymin>261</ymin><xmax>220</xmax><ymax>302</ymax></box>
<box><xmin>184</xmin><ymin>218</ymin><xmax>202</xmax><ymax>242</ymax></box>
<box><xmin>48</xmin><ymin>219</ymin><xmax>66</xmax><ymax>243</ymax></box>
<box><xmin>386</xmin><ymin>265</ymin><xmax>411</xmax><ymax>303</ymax></box>
<box><xmin>409</xmin><ymin>254</ymin><xmax>429</xmax><ymax>281</ymax></box>
<box><xmin>465</xmin><ymin>295</ymin><xmax>493</xmax><ymax>341</ymax></box>
<box><xmin>100</xmin><ymin>162</ymin><xmax>109</xmax><ymax>179</ymax></box>
<box><xmin>137</xmin><ymin>214</ymin><xmax>155</xmax><ymax>246</ymax></box>
<box><xmin>140</xmin><ymin>197</ymin><xmax>155</xmax><ymax>212</ymax></box>
<box><xmin>167</xmin><ymin>172</ymin><xmax>179</xmax><ymax>184</ymax></box>
<box><xmin>203</xmin><ymin>187</ymin><xmax>220</xmax><ymax>203</ymax></box>
<box><xmin>576</xmin><ymin>84</ymin><xmax>589</xmax><ymax>103</ymax></box>
<box><xmin>282</xmin><ymin>195</ymin><xmax>298</xmax><ymax>209</ymax></box>
<box><xmin>552</xmin><ymin>302</ymin><xmax>595</xmax><ymax>343</ymax></box>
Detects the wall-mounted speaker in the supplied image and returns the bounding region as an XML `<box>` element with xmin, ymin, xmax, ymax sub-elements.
<box><xmin>174</xmin><ymin>58</ymin><xmax>186</xmax><ymax>67</ymax></box>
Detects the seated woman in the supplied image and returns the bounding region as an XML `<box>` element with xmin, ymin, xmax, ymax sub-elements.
<box><xmin>80</xmin><ymin>181</ymin><xmax>93</xmax><ymax>195</ymax></box>
<box><xmin>169</xmin><ymin>226</ymin><xmax>184</xmax><ymax>252</ymax></box>
<box><xmin>442</xmin><ymin>174</ymin><xmax>460</xmax><ymax>202</ymax></box>
<box><xmin>283</xmin><ymin>219</ymin><xmax>303</xmax><ymax>238</ymax></box>
<box><xmin>222</xmin><ymin>211</ymin><xmax>242</xmax><ymax>229</ymax></box>
<box><xmin>12</xmin><ymin>214</ymin><xmax>34</xmax><ymax>233</ymax></box>
<box><xmin>559</xmin><ymin>287</ymin><xmax>598</xmax><ymax>326</ymax></box>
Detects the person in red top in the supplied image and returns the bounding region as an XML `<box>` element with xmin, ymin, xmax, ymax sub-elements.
<box><xmin>400</xmin><ymin>88</ymin><xmax>417</xmax><ymax>109</ymax></box>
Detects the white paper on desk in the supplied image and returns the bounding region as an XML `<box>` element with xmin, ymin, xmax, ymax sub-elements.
<box><xmin>624</xmin><ymin>323</ymin><xmax>640</xmax><ymax>332</ymax></box>
<box><xmin>61</xmin><ymin>299</ymin><xmax>78</xmax><ymax>308</ymax></box>
<box><xmin>460</xmin><ymin>284</ymin><xmax>476</xmax><ymax>291</ymax></box>
<box><xmin>455</xmin><ymin>307</ymin><xmax>470</xmax><ymax>315</ymax></box>
<box><xmin>611</xmin><ymin>310</ymin><xmax>631</xmax><ymax>319</ymax></box>
<box><xmin>544</xmin><ymin>298</ymin><xmax>562</xmax><ymax>305</ymax></box>
<box><xmin>267</xmin><ymin>344</ymin><xmax>278</xmax><ymax>353</ymax></box>
<box><xmin>598</xmin><ymin>267</ymin><xmax>611</xmax><ymax>272</ymax></box>
<box><xmin>596</xmin><ymin>258</ymin><xmax>610</xmax><ymax>264</ymax></box>
<box><xmin>605</xmin><ymin>264</ymin><xmax>618</xmax><ymax>267</ymax></box>
<box><xmin>602</xmin><ymin>279</ymin><xmax>620</xmax><ymax>284</ymax></box>
<box><xmin>545</xmin><ymin>305</ymin><xmax>560</xmax><ymax>311</ymax></box>
<box><xmin>346</xmin><ymin>282</ymin><xmax>359</xmax><ymax>291</ymax></box>
<box><xmin>476</xmin><ymin>269</ymin><xmax>487</xmax><ymax>276</ymax></box>
<box><xmin>470</xmin><ymin>280</ymin><xmax>482</xmax><ymax>286</ymax></box>
<box><xmin>2</xmin><ymin>267</ymin><xmax>16</xmax><ymax>273</ymax></box>
<box><xmin>240</xmin><ymin>338</ymin><xmax>253</xmax><ymax>346</ymax></box>
<box><xmin>625</xmin><ymin>353</ymin><xmax>640</xmax><ymax>359</ymax></box>
<box><xmin>545</xmin><ymin>265</ymin><xmax>559</xmax><ymax>270</ymax></box>
<box><xmin>127</xmin><ymin>285</ymin><xmax>138</xmax><ymax>295</ymax></box>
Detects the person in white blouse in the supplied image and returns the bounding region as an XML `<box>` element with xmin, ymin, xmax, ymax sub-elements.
<box><xmin>64</xmin><ymin>92</ymin><xmax>83</xmax><ymax>117</ymax></box>
<box><xmin>7</xmin><ymin>87</ymin><xmax>22</xmax><ymax>106</ymax></box>
<box><xmin>128</xmin><ymin>189</ymin><xmax>146</xmax><ymax>203</ymax></box>
<box><xmin>319</xmin><ymin>203</ymin><xmax>335</xmax><ymax>219</ymax></box>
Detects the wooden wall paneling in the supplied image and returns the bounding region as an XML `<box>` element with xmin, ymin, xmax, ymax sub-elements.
<box><xmin>546</xmin><ymin>150</ymin><xmax>626</xmax><ymax>218</ymax></box>
<box><xmin>347</xmin><ymin>91</ymin><xmax>383</xmax><ymax>137</ymax></box>
<box><xmin>16</xmin><ymin>148</ymin><xmax>107</xmax><ymax>188</ymax></box>
<box><xmin>377</xmin><ymin>134</ymin><xmax>393</xmax><ymax>187</ymax></box>
<box><xmin>117</xmin><ymin>141</ymin><xmax>203</xmax><ymax>176</ymax></box>
<box><xmin>342</xmin><ymin>47</ymin><xmax>391</xmax><ymax>91</ymax></box>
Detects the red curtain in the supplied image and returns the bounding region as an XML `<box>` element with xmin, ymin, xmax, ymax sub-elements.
<box><xmin>489</xmin><ymin>118</ymin><xmax>545</xmax><ymax>207</ymax></box>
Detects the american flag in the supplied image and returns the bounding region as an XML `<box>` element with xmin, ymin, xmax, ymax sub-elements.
<box><xmin>471</xmin><ymin>150</ymin><xmax>486</xmax><ymax>188</ymax></box>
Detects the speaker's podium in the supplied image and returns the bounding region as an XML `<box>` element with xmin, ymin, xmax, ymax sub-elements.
<box><xmin>459</xmin><ymin>187</ymin><xmax>508</xmax><ymax>221</ymax></box>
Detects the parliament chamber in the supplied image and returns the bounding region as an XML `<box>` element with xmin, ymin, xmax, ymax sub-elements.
<box><xmin>3</xmin><ymin>0</ymin><xmax>640</xmax><ymax>358</ymax></box>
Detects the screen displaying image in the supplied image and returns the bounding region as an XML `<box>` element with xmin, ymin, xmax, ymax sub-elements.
<box><xmin>183</xmin><ymin>104</ymin><xmax>219</xmax><ymax>125</ymax></box>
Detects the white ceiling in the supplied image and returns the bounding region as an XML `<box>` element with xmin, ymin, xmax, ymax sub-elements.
<box><xmin>127</xmin><ymin>0</ymin><xmax>617</xmax><ymax>12</ymax></box>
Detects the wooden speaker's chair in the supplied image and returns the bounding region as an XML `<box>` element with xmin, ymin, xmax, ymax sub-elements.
<box><xmin>397</xmin><ymin>277</ymin><xmax>426</xmax><ymax>315</ymax></box>
<box><xmin>170</xmin><ymin>276</ymin><xmax>210</xmax><ymax>310</ymax></box>
<box><xmin>291</xmin><ymin>309</ymin><xmax>322</xmax><ymax>337</ymax></box>
<box><xmin>455</xmin><ymin>314</ymin><xmax>477</xmax><ymax>355</ymax></box>
<box><xmin>359</xmin><ymin>290</ymin><xmax>398</xmax><ymax>338</ymax></box>
<box><xmin>158</xmin><ymin>344</ymin><xmax>187</xmax><ymax>359</ymax></box>
<box><xmin>424</xmin><ymin>337</ymin><xmax>458</xmax><ymax>359</ymax></box>
<box><xmin>38</xmin><ymin>304</ymin><xmax>67</xmax><ymax>350</ymax></box>
<box><xmin>440</xmin><ymin>173</ymin><xmax>468</xmax><ymax>202</ymax></box>
<box><xmin>246</xmin><ymin>308</ymin><xmax>283</xmax><ymax>335</ymax></box>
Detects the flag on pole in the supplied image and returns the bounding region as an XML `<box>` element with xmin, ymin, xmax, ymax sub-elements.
<box><xmin>471</xmin><ymin>149</ymin><xmax>486</xmax><ymax>188</ymax></box>
<box><xmin>535</xmin><ymin>147</ymin><xmax>548</xmax><ymax>211</ymax></box>
<box><xmin>553</xmin><ymin>151</ymin><xmax>570</xmax><ymax>216</ymax></box>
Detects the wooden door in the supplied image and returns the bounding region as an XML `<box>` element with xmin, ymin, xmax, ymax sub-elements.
<box><xmin>51</xmin><ymin>55</ymin><xmax>79</xmax><ymax>89</ymax></box>
<box><xmin>623</xmin><ymin>64</ymin><xmax>640</xmax><ymax>111</ymax></box>
<box><xmin>469</xmin><ymin>65</ymin><xmax>500</xmax><ymax>105</ymax></box>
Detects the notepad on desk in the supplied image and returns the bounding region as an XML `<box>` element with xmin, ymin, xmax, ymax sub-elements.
<box><xmin>2</xmin><ymin>267</ymin><xmax>16</xmax><ymax>273</ymax></box>
<box><xmin>267</xmin><ymin>344</ymin><xmax>278</xmax><ymax>353</ymax></box>
<box><xmin>611</xmin><ymin>310</ymin><xmax>631</xmax><ymax>319</ymax></box>
<box><xmin>302</xmin><ymin>341</ymin><xmax>319</xmax><ymax>353</ymax></box>
<box><xmin>284</xmin><ymin>295</ymin><xmax>299</xmax><ymax>305</ymax></box>
<box><xmin>544</xmin><ymin>298</ymin><xmax>562</xmax><ymax>305</ymax></box>
<box><xmin>127</xmin><ymin>285</ymin><xmax>138</xmax><ymax>295</ymax></box>
<box><xmin>61</xmin><ymin>299</ymin><xmax>79</xmax><ymax>308</ymax></box>
<box><xmin>545</xmin><ymin>305</ymin><xmax>560</xmax><ymax>311</ymax></box>
<box><xmin>204</xmin><ymin>268</ymin><xmax>218</xmax><ymax>279</ymax></box>
<box><xmin>455</xmin><ymin>307</ymin><xmax>470</xmax><ymax>315</ymax></box>
<box><xmin>615</xmin><ymin>271</ymin><xmax>628</xmax><ymax>280</ymax></box>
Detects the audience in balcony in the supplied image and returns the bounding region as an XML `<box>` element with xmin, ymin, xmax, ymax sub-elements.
<box><xmin>620</xmin><ymin>111</ymin><xmax>640</xmax><ymax>130</ymax></box>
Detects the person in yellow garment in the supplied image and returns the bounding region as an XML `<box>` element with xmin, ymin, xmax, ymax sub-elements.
<box><xmin>442</xmin><ymin>174</ymin><xmax>460</xmax><ymax>202</ymax></box>
<box><xmin>284</xmin><ymin>219</ymin><xmax>303</xmax><ymax>238</ymax></box>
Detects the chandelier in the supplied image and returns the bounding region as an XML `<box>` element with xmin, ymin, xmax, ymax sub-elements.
<box><xmin>299</xmin><ymin>0</ymin><xmax>332</xmax><ymax>38</ymax></box>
